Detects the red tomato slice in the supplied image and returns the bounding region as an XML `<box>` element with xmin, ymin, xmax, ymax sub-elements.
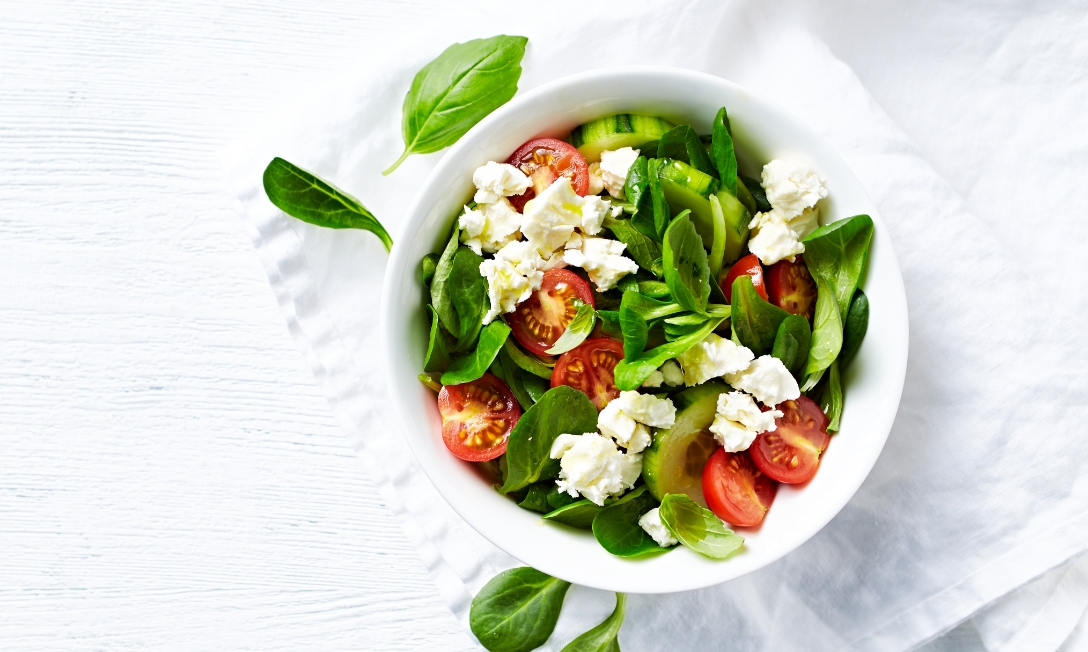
<box><xmin>749</xmin><ymin>396</ymin><xmax>830</xmax><ymax>484</ymax></box>
<box><xmin>506</xmin><ymin>137</ymin><xmax>590</xmax><ymax>212</ymax></box>
<box><xmin>551</xmin><ymin>338</ymin><xmax>623</xmax><ymax>410</ymax></box>
<box><xmin>766</xmin><ymin>254</ymin><xmax>818</xmax><ymax>321</ymax></box>
<box><xmin>437</xmin><ymin>373</ymin><xmax>521</xmax><ymax>462</ymax></box>
<box><xmin>721</xmin><ymin>253</ymin><xmax>768</xmax><ymax>302</ymax></box>
<box><xmin>508</xmin><ymin>269</ymin><xmax>596</xmax><ymax>355</ymax></box>
<box><xmin>702</xmin><ymin>449</ymin><xmax>778</xmax><ymax>527</ymax></box>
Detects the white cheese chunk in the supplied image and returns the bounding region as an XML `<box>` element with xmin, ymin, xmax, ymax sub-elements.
<box><xmin>599</xmin><ymin>147</ymin><xmax>640</xmax><ymax>199</ymax></box>
<box><xmin>478</xmin><ymin>240</ymin><xmax>545</xmax><ymax>324</ymax></box>
<box><xmin>748</xmin><ymin>209</ymin><xmax>805</xmax><ymax>266</ymax></box>
<box><xmin>549</xmin><ymin>432</ymin><xmax>642</xmax><ymax>506</ymax></box>
<box><xmin>660</xmin><ymin>360</ymin><xmax>685</xmax><ymax>387</ymax></box>
<box><xmin>676</xmin><ymin>334</ymin><xmax>755</xmax><ymax>386</ymax></box>
<box><xmin>638</xmin><ymin>507</ymin><xmax>678</xmax><ymax>547</ymax></box>
<box><xmin>587</xmin><ymin>162</ymin><xmax>606</xmax><ymax>196</ymax></box>
<box><xmin>641</xmin><ymin>370</ymin><xmax>664</xmax><ymax>388</ymax></box>
<box><xmin>725</xmin><ymin>356</ymin><xmax>801</xmax><ymax>407</ymax></box>
<box><xmin>597</xmin><ymin>390</ymin><xmax>676</xmax><ymax>453</ymax></box>
<box><xmin>709</xmin><ymin>391</ymin><xmax>781</xmax><ymax>452</ymax></box>
<box><xmin>472</xmin><ymin>161</ymin><xmax>532</xmax><ymax>205</ymax></box>
<box><xmin>521</xmin><ymin>177</ymin><xmax>611</xmax><ymax>256</ymax></box>
<box><xmin>597</xmin><ymin>404</ymin><xmax>651</xmax><ymax>454</ymax></box>
<box><xmin>761</xmin><ymin>159</ymin><xmax>827</xmax><ymax>219</ymax></box>
<box><xmin>563</xmin><ymin>236</ymin><xmax>638</xmax><ymax>291</ymax></box>
<box><xmin>459</xmin><ymin>198</ymin><xmax>522</xmax><ymax>255</ymax></box>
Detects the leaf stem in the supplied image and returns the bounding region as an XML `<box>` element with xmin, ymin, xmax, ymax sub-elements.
<box><xmin>382</xmin><ymin>147</ymin><xmax>412</xmax><ymax>176</ymax></box>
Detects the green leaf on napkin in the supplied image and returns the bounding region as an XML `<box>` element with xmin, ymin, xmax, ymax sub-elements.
<box><xmin>470</xmin><ymin>567</ymin><xmax>571</xmax><ymax>652</ymax></box>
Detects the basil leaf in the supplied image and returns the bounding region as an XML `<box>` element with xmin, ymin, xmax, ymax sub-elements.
<box><xmin>804</xmin><ymin>276</ymin><xmax>844</xmax><ymax>377</ymax></box>
<box><xmin>469</xmin><ymin>567</ymin><xmax>571</xmax><ymax>652</ymax></box>
<box><xmin>711</xmin><ymin>107</ymin><xmax>738</xmax><ymax>196</ymax></box>
<box><xmin>592</xmin><ymin>487</ymin><xmax>665</xmax><ymax>557</ymax></box>
<box><xmin>662</xmin><ymin>213</ymin><xmax>711</xmax><ymax>315</ymax></box>
<box><xmin>730</xmin><ymin>275</ymin><xmax>790</xmax><ymax>355</ymax></box>
<box><xmin>659</xmin><ymin>494</ymin><xmax>744</xmax><ymax>559</ymax></box>
<box><xmin>708</xmin><ymin>194</ymin><xmax>727</xmax><ymax>279</ymax></box>
<box><xmin>546</xmin><ymin>302</ymin><xmax>596</xmax><ymax>355</ymax></box>
<box><xmin>646</xmin><ymin>158</ymin><xmax>671</xmax><ymax>240</ymax></box>
<box><xmin>560</xmin><ymin>593</ymin><xmax>626</xmax><ymax>652</ymax></box>
<box><xmin>658</xmin><ymin>124</ymin><xmax>717</xmax><ymax>178</ymax></box>
<box><xmin>543</xmin><ymin>498</ymin><xmax>606</xmax><ymax>529</ymax></box>
<box><xmin>424</xmin><ymin>305</ymin><xmax>452</xmax><ymax>372</ymax></box>
<box><xmin>740</xmin><ymin>175</ymin><xmax>772</xmax><ymax>213</ymax></box>
<box><xmin>604</xmin><ymin>215</ymin><xmax>663</xmax><ymax>275</ymax></box>
<box><xmin>772</xmin><ymin>314</ymin><xmax>811</xmax><ymax>377</ymax></box>
<box><xmin>840</xmin><ymin>289</ymin><xmax>869</xmax><ymax>365</ymax></box>
<box><xmin>503</xmin><ymin>339</ymin><xmax>553</xmax><ymax>379</ymax></box>
<box><xmin>818</xmin><ymin>359</ymin><xmax>843</xmax><ymax>432</ymax></box>
<box><xmin>802</xmin><ymin>214</ymin><xmax>875</xmax><ymax>319</ymax></box>
<box><xmin>613</xmin><ymin>316</ymin><xmax>726</xmax><ymax>390</ymax></box>
<box><xmin>263</xmin><ymin>158</ymin><xmax>392</xmax><ymax>251</ymax></box>
<box><xmin>636</xmin><ymin>280</ymin><xmax>670</xmax><ymax>299</ymax></box>
<box><xmin>385</xmin><ymin>35</ymin><xmax>527</xmax><ymax>174</ymax></box>
<box><xmin>500</xmin><ymin>386</ymin><xmax>599</xmax><ymax>493</ymax></box>
<box><xmin>517</xmin><ymin>482</ymin><xmax>554</xmax><ymax>514</ymax></box>
<box><xmin>441</xmin><ymin>321</ymin><xmax>510</xmax><ymax>385</ymax></box>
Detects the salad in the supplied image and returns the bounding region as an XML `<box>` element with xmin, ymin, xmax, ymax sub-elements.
<box><xmin>418</xmin><ymin>108</ymin><xmax>873</xmax><ymax>560</ymax></box>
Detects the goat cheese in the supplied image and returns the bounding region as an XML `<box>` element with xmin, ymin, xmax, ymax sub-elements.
<box><xmin>599</xmin><ymin>147</ymin><xmax>640</xmax><ymax>199</ymax></box>
<box><xmin>725</xmin><ymin>356</ymin><xmax>801</xmax><ymax>407</ymax></box>
<box><xmin>478</xmin><ymin>240</ymin><xmax>545</xmax><ymax>324</ymax></box>
<box><xmin>563</xmin><ymin>235</ymin><xmax>638</xmax><ymax>291</ymax></box>
<box><xmin>709</xmin><ymin>391</ymin><xmax>781</xmax><ymax>452</ymax></box>
<box><xmin>638</xmin><ymin>508</ymin><xmax>678</xmax><ymax>547</ymax></box>
<box><xmin>459</xmin><ymin>198</ymin><xmax>522</xmax><ymax>255</ymax></box>
<box><xmin>597</xmin><ymin>391</ymin><xmax>676</xmax><ymax>453</ymax></box>
<box><xmin>761</xmin><ymin>159</ymin><xmax>827</xmax><ymax>219</ymax></box>
<box><xmin>676</xmin><ymin>334</ymin><xmax>755</xmax><ymax>386</ymax></box>
<box><xmin>550</xmin><ymin>432</ymin><xmax>642</xmax><ymax>506</ymax></box>
<box><xmin>472</xmin><ymin>161</ymin><xmax>532</xmax><ymax>205</ymax></box>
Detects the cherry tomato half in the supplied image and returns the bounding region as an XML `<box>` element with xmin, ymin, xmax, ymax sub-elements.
<box><xmin>766</xmin><ymin>254</ymin><xmax>818</xmax><ymax>321</ymax></box>
<box><xmin>702</xmin><ymin>449</ymin><xmax>778</xmax><ymax>527</ymax></box>
<box><xmin>508</xmin><ymin>269</ymin><xmax>596</xmax><ymax>355</ymax></box>
<box><xmin>749</xmin><ymin>396</ymin><xmax>830</xmax><ymax>484</ymax></box>
<box><xmin>721</xmin><ymin>253</ymin><xmax>767</xmax><ymax>302</ymax></box>
<box><xmin>437</xmin><ymin>373</ymin><xmax>521</xmax><ymax>462</ymax></box>
<box><xmin>551</xmin><ymin>338</ymin><xmax>623</xmax><ymax>410</ymax></box>
<box><xmin>506</xmin><ymin>137</ymin><xmax>590</xmax><ymax>212</ymax></box>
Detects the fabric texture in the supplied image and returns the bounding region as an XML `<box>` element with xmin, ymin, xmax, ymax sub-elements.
<box><xmin>220</xmin><ymin>1</ymin><xmax>1088</xmax><ymax>649</ymax></box>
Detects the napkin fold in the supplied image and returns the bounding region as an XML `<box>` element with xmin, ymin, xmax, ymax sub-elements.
<box><xmin>221</xmin><ymin>1</ymin><xmax>1088</xmax><ymax>649</ymax></box>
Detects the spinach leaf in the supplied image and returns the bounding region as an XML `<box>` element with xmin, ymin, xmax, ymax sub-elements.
<box><xmin>772</xmin><ymin>314</ymin><xmax>811</xmax><ymax>377</ymax></box>
<box><xmin>263</xmin><ymin>158</ymin><xmax>392</xmax><ymax>251</ymax></box>
<box><xmin>431</xmin><ymin>225</ymin><xmax>463</xmax><ymax>335</ymax></box>
<box><xmin>662</xmin><ymin>213</ymin><xmax>711</xmax><ymax>315</ymax></box>
<box><xmin>517</xmin><ymin>482</ymin><xmax>553</xmax><ymax>514</ymax></box>
<box><xmin>447</xmin><ymin>247</ymin><xmax>489</xmax><ymax>349</ymax></box>
<box><xmin>385</xmin><ymin>35</ymin><xmax>527</xmax><ymax>174</ymax></box>
<box><xmin>493</xmin><ymin>347</ymin><xmax>534</xmax><ymax>410</ymax></box>
<box><xmin>424</xmin><ymin>305</ymin><xmax>452</xmax><ymax>372</ymax></box>
<box><xmin>646</xmin><ymin>158</ymin><xmax>671</xmax><ymax>240</ymax></box>
<box><xmin>818</xmin><ymin>359</ymin><xmax>843</xmax><ymax>432</ymax></box>
<box><xmin>731</xmin><ymin>275</ymin><xmax>790</xmax><ymax>355</ymax></box>
<box><xmin>840</xmin><ymin>289</ymin><xmax>869</xmax><ymax>365</ymax></box>
<box><xmin>546</xmin><ymin>302</ymin><xmax>596</xmax><ymax>355</ymax></box>
<box><xmin>619</xmin><ymin>305</ymin><xmax>648</xmax><ymax>361</ymax></box>
<box><xmin>547</xmin><ymin>485</ymin><xmax>578</xmax><ymax>510</ymax></box>
<box><xmin>708</xmin><ymin>194</ymin><xmax>727</xmax><ymax>279</ymax></box>
<box><xmin>421</xmin><ymin>253</ymin><xmax>440</xmax><ymax>285</ymax></box>
<box><xmin>802</xmin><ymin>215</ymin><xmax>874</xmax><ymax>319</ymax></box>
<box><xmin>624</xmin><ymin>156</ymin><xmax>656</xmax><ymax>241</ymax></box>
<box><xmin>657</xmin><ymin>124</ymin><xmax>716</xmax><ymax>177</ymax></box>
<box><xmin>613</xmin><ymin>315</ymin><xmax>726</xmax><ymax>390</ymax></box>
<box><xmin>441</xmin><ymin>320</ymin><xmax>510</xmax><ymax>385</ymax></box>
<box><xmin>543</xmin><ymin>499</ymin><xmax>606</xmax><ymax>530</ymax></box>
<box><xmin>595</xmin><ymin>310</ymin><xmax>624</xmax><ymax>341</ymax></box>
<box><xmin>503</xmin><ymin>339</ymin><xmax>553</xmax><ymax>379</ymax></box>
<box><xmin>636</xmin><ymin>280</ymin><xmax>670</xmax><ymax>299</ymax></box>
<box><xmin>710</xmin><ymin>107</ymin><xmax>738</xmax><ymax>196</ymax></box>
<box><xmin>604</xmin><ymin>215</ymin><xmax>663</xmax><ymax>275</ymax></box>
<box><xmin>740</xmin><ymin>175</ymin><xmax>772</xmax><ymax>213</ymax></box>
<box><xmin>659</xmin><ymin>494</ymin><xmax>744</xmax><ymax>559</ymax></box>
<box><xmin>804</xmin><ymin>276</ymin><xmax>844</xmax><ymax>377</ymax></box>
<box><xmin>560</xmin><ymin>593</ymin><xmax>626</xmax><ymax>652</ymax></box>
<box><xmin>500</xmin><ymin>386</ymin><xmax>599</xmax><ymax>493</ymax></box>
<box><xmin>470</xmin><ymin>567</ymin><xmax>570</xmax><ymax>652</ymax></box>
<box><xmin>592</xmin><ymin>486</ymin><xmax>664</xmax><ymax>557</ymax></box>
<box><xmin>522</xmin><ymin>374</ymin><xmax>549</xmax><ymax>404</ymax></box>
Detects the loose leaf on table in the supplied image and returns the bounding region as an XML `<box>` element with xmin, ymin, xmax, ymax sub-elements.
<box><xmin>613</xmin><ymin>315</ymin><xmax>726</xmax><ymax>390</ymax></box>
<box><xmin>503</xmin><ymin>339</ymin><xmax>553</xmax><ymax>379</ymax></box>
<box><xmin>772</xmin><ymin>314</ymin><xmax>811</xmax><ymax>378</ymax></box>
<box><xmin>804</xmin><ymin>276</ymin><xmax>844</xmax><ymax>377</ymax></box>
<box><xmin>592</xmin><ymin>486</ymin><xmax>665</xmax><ymax>557</ymax></box>
<box><xmin>731</xmin><ymin>275</ymin><xmax>790</xmax><ymax>356</ymax></box>
<box><xmin>710</xmin><ymin>107</ymin><xmax>738</xmax><ymax>196</ymax></box>
<box><xmin>500</xmin><ymin>386</ymin><xmax>599</xmax><ymax>493</ymax></box>
<box><xmin>546</xmin><ymin>301</ymin><xmax>596</xmax><ymax>355</ymax></box>
<box><xmin>441</xmin><ymin>320</ymin><xmax>511</xmax><ymax>385</ymax></box>
<box><xmin>657</xmin><ymin>124</ymin><xmax>716</xmax><ymax>178</ymax></box>
<box><xmin>262</xmin><ymin>158</ymin><xmax>393</xmax><ymax>251</ymax></box>
<box><xmin>424</xmin><ymin>305</ymin><xmax>452</xmax><ymax>372</ymax></box>
<box><xmin>560</xmin><ymin>593</ymin><xmax>626</xmax><ymax>652</ymax></box>
<box><xmin>662</xmin><ymin>213</ymin><xmax>711</xmax><ymax>315</ymax></box>
<box><xmin>470</xmin><ymin>567</ymin><xmax>571</xmax><ymax>652</ymax></box>
<box><xmin>818</xmin><ymin>359</ymin><xmax>843</xmax><ymax>432</ymax></box>
<box><xmin>645</xmin><ymin>158</ymin><xmax>671</xmax><ymax>240</ymax></box>
<box><xmin>840</xmin><ymin>289</ymin><xmax>869</xmax><ymax>365</ymax></box>
<box><xmin>659</xmin><ymin>493</ymin><xmax>744</xmax><ymax>559</ymax></box>
<box><xmin>740</xmin><ymin>175</ymin><xmax>772</xmax><ymax>213</ymax></box>
<box><xmin>802</xmin><ymin>214</ymin><xmax>875</xmax><ymax>319</ymax></box>
<box><xmin>604</xmin><ymin>215</ymin><xmax>663</xmax><ymax>275</ymax></box>
<box><xmin>543</xmin><ymin>498</ymin><xmax>607</xmax><ymax>530</ymax></box>
<box><xmin>708</xmin><ymin>194</ymin><xmax>727</xmax><ymax>279</ymax></box>
<box><xmin>384</xmin><ymin>35</ymin><xmax>528</xmax><ymax>174</ymax></box>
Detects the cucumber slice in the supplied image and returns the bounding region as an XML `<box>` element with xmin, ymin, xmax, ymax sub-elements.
<box><xmin>657</xmin><ymin>158</ymin><xmax>720</xmax><ymax>249</ymax></box>
<box><xmin>570</xmin><ymin>114</ymin><xmax>675</xmax><ymax>162</ymax></box>
<box><xmin>643</xmin><ymin>381</ymin><xmax>729</xmax><ymax>507</ymax></box>
<box><xmin>715</xmin><ymin>189</ymin><xmax>752</xmax><ymax>266</ymax></box>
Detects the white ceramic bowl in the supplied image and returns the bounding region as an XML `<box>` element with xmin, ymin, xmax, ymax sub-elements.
<box><xmin>381</xmin><ymin>67</ymin><xmax>908</xmax><ymax>594</ymax></box>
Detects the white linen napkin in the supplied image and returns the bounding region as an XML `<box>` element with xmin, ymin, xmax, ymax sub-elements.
<box><xmin>221</xmin><ymin>1</ymin><xmax>1088</xmax><ymax>649</ymax></box>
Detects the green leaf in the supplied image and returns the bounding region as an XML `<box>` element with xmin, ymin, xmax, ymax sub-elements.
<box><xmin>522</xmin><ymin>374</ymin><xmax>549</xmax><ymax>404</ymax></box>
<box><xmin>802</xmin><ymin>215</ymin><xmax>875</xmax><ymax>319</ymax></box>
<box><xmin>708</xmin><ymin>194</ymin><xmax>727</xmax><ymax>279</ymax></box>
<box><xmin>623</xmin><ymin>156</ymin><xmax>657</xmax><ymax>241</ymax></box>
<box><xmin>613</xmin><ymin>315</ymin><xmax>726</xmax><ymax>390</ymax></box>
<box><xmin>517</xmin><ymin>482</ymin><xmax>554</xmax><ymax>514</ymax></box>
<box><xmin>546</xmin><ymin>302</ymin><xmax>596</xmax><ymax>355</ymax></box>
<box><xmin>560</xmin><ymin>593</ymin><xmax>626</xmax><ymax>652</ymax></box>
<box><xmin>711</xmin><ymin>107</ymin><xmax>738</xmax><ymax>196</ymax></box>
<box><xmin>470</xmin><ymin>567</ymin><xmax>571</xmax><ymax>652</ymax></box>
<box><xmin>818</xmin><ymin>359</ymin><xmax>843</xmax><ymax>432</ymax></box>
<box><xmin>447</xmin><ymin>247</ymin><xmax>488</xmax><ymax>350</ymax></box>
<box><xmin>385</xmin><ymin>35</ymin><xmax>527</xmax><ymax>174</ymax></box>
<box><xmin>662</xmin><ymin>213</ymin><xmax>711</xmax><ymax>315</ymax></box>
<box><xmin>658</xmin><ymin>494</ymin><xmax>744</xmax><ymax>559</ymax></box>
<box><xmin>441</xmin><ymin>320</ymin><xmax>511</xmax><ymax>385</ymax></box>
<box><xmin>543</xmin><ymin>498</ymin><xmax>607</xmax><ymax>530</ymax></box>
<box><xmin>592</xmin><ymin>487</ymin><xmax>665</xmax><ymax>557</ymax></box>
<box><xmin>595</xmin><ymin>310</ymin><xmax>624</xmax><ymax>341</ymax></box>
<box><xmin>604</xmin><ymin>215</ymin><xmax>663</xmax><ymax>275</ymax></box>
<box><xmin>546</xmin><ymin>485</ymin><xmax>578</xmax><ymax>510</ymax></box>
<box><xmin>636</xmin><ymin>280</ymin><xmax>670</xmax><ymax>299</ymax></box>
<box><xmin>418</xmin><ymin>373</ymin><xmax>442</xmax><ymax>392</ymax></box>
<box><xmin>739</xmin><ymin>175</ymin><xmax>771</xmax><ymax>213</ymax></box>
<box><xmin>424</xmin><ymin>305</ymin><xmax>452</xmax><ymax>372</ymax></box>
<box><xmin>493</xmin><ymin>347</ymin><xmax>534</xmax><ymax>411</ymax></box>
<box><xmin>772</xmin><ymin>314</ymin><xmax>811</xmax><ymax>377</ymax></box>
<box><xmin>840</xmin><ymin>289</ymin><xmax>869</xmax><ymax>365</ymax></box>
<box><xmin>657</xmin><ymin>124</ymin><xmax>716</xmax><ymax>177</ymax></box>
<box><xmin>618</xmin><ymin>291</ymin><xmax>684</xmax><ymax>361</ymax></box>
<box><xmin>500</xmin><ymin>386</ymin><xmax>599</xmax><ymax>493</ymax></box>
<box><xmin>731</xmin><ymin>275</ymin><xmax>790</xmax><ymax>356</ymax></box>
<box><xmin>263</xmin><ymin>158</ymin><xmax>392</xmax><ymax>251</ymax></box>
<box><xmin>430</xmin><ymin>225</ymin><xmax>463</xmax><ymax>336</ymax></box>
<box><xmin>421</xmin><ymin>253</ymin><xmax>440</xmax><ymax>285</ymax></box>
<box><xmin>804</xmin><ymin>276</ymin><xmax>844</xmax><ymax>377</ymax></box>
<box><xmin>503</xmin><ymin>339</ymin><xmax>553</xmax><ymax>379</ymax></box>
<box><xmin>646</xmin><ymin>158</ymin><xmax>671</xmax><ymax>240</ymax></box>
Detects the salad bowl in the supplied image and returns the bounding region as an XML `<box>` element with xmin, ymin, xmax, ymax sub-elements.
<box><xmin>380</xmin><ymin>67</ymin><xmax>908</xmax><ymax>593</ymax></box>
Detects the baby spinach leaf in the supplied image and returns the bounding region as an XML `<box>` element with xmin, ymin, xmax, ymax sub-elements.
<box><xmin>818</xmin><ymin>359</ymin><xmax>843</xmax><ymax>432</ymax></box>
<box><xmin>592</xmin><ymin>487</ymin><xmax>664</xmax><ymax>557</ymax></box>
<box><xmin>802</xmin><ymin>215</ymin><xmax>874</xmax><ymax>319</ymax></box>
<box><xmin>500</xmin><ymin>386</ymin><xmax>599</xmax><ymax>494</ymax></box>
<box><xmin>421</xmin><ymin>253</ymin><xmax>440</xmax><ymax>285</ymax></box>
<box><xmin>547</xmin><ymin>485</ymin><xmax>578</xmax><ymax>510</ymax></box>
<box><xmin>619</xmin><ymin>305</ymin><xmax>648</xmax><ymax>361</ymax></box>
<box><xmin>659</xmin><ymin>494</ymin><xmax>744</xmax><ymax>559</ymax></box>
<box><xmin>625</xmin><ymin>156</ymin><xmax>657</xmax><ymax>241</ymax></box>
<box><xmin>543</xmin><ymin>498</ymin><xmax>606</xmax><ymax>530</ymax></box>
<box><xmin>740</xmin><ymin>175</ymin><xmax>772</xmax><ymax>213</ymax></box>
<box><xmin>711</xmin><ymin>107</ymin><xmax>738</xmax><ymax>196</ymax></box>
<box><xmin>840</xmin><ymin>289</ymin><xmax>869</xmax><ymax>365</ymax></box>
<box><xmin>613</xmin><ymin>316</ymin><xmax>726</xmax><ymax>390</ymax></box>
<box><xmin>492</xmin><ymin>348</ymin><xmax>534</xmax><ymax>411</ymax></box>
<box><xmin>431</xmin><ymin>225</ymin><xmax>463</xmax><ymax>335</ymax></box>
<box><xmin>772</xmin><ymin>314</ymin><xmax>811</xmax><ymax>377</ymax></box>
<box><xmin>646</xmin><ymin>158</ymin><xmax>671</xmax><ymax>240</ymax></box>
<box><xmin>424</xmin><ymin>305</ymin><xmax>452</xmax><ymax>372</ymax></box>
<box><xmin>503</xmin><ymin>340</ymin><xmax>553</xmax><ymax>379</ymax></box>
<box><xmin>448</xmin><ymin>247</ymin><xmax>489</xmax><ymax>350</ymax></box>
<box><xmin>595</xmin><ymin>310</ymin><xmax>624</xmax><ymax>341</ymax></box>
<box><xmin>804</xmin><ymin>276</ymin><xmax>844</xmax><ymax>377</ymax></box>
<box><xmin>560</xmin><ymin>593</ymin><xmax>626</xmax><ymax>652</ymax></box>
<box><xmin>708</xmin><ymin>194</ymin><xmax>727</xmax><ymax>279</ymax></box>
<box><xmin>385</xmin><ymin>35</ymin><xmax>527</xmax><ymax>174</ymax></box>
<box><xmin>517</xmin><ymin>482</ymin><xmax>554</xmax><ymax>514</ymax></box>
<box><xmin>546</xmin><ymin>302</ymin><xmax>596</xmax><ymax>355</ymax></box>
<box><xmin>662</xmin><ymin>213</ymin><xmax>711</xmax><ymax>315</ymax></box>
<box><xmin>470</xmin><ymin>567</ymin><xmax>571</xmax><ymax>652</ymax></box>
<box><xmin>604</xmin><ymin>215</ymin><xmax>663</xmax><ymax>275</ymax></box>
<box><xmin>636</xmin><ymin>280</ymin><xmax>670</xmax><ymax>299</ymax></box>
<box><xmin>731</xmin><ymin>275</ymin><xmax>790</xmax><ymax>356</ymax></box>
<box><xmin>522</xmin><ymin>374</ymin><xmax>549</xmax><ymax>404</ymax></box>
<box><xmin>263</xmin><ymin>157</ymin><xmax>392</xmax><ymax>251</ymax></box>
<box><xmin>442</xmin><ymin>320</ymin><xmax>511</xmax><ymax>385</ymax></box>
<box><xmin>657</xmin><ymin>124</ymin><xmax>716</xmax><ymax>178</ymax></box>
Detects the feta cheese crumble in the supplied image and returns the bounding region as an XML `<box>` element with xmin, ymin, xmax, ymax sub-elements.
<box><xmin>660</xmin><ymin>360</ymin><xmax>685</xmax><ymax>387</ymax></box>
<box><xmin>747</xmin><ymin>209</ymin><xmax>806</xmax><ymax>265</ymax></box>
<box><xmin>472</xmin><ymin>161</ymin><xmax>532</xmax><ymax>205</ymax></box>
<box><xmin>638</xmin><ymin>507</ymin><xmax>678</xmax><ymax>547</ymax></box>
<box><xmin>675</xmin><ymin>334</ymin><xmax>755</xmax><ymax>386</ymax></box>
<box><xmin>563</xmin><ymin>235</ymin><xmax>639</xmax><ymax>291</ymax></box>
<box><xmin>520</xmin><ymin>177</ymin><xmax>611</xmax><ymax>256</ymax></box>
<box><xmin>597</xmin><ymin>391</ymin><xmax>676</xmax><ymax>453</ymax></box>
<box><xmin>598</xmin><ymin>147</ymin><xmax>640</xmax><ymax>199</ymax></box>
<box><xmin>761</xmin><ymin>159</ymin><xmax>828</xmax><ymax>219</ymax></box>
<box><xmin>478</xmin><ymin>240</ymin><xmax>546</xmax><ymax>324</ymax></box>
<box><xmin>725</xmin><ymin>355</ymin><xmax>801</xmax><ymax>407</ymax></box>
<box><xmin>587</xmin><ymin>162</ymin><xmax>606</xmax><ymax>196</ymax></box>
<box><xmin>709</xmin><ymin>391</ymin><xmax>781</xmax><ymax>452</ymax></box>
<box><xmin>459</xmin><ymin>198</ymin><xmax>521</xmax><ymax>255</ymax></box>
<box><xmin>747</xmin><ymin>159</ymin><xmax>829</xmax><ymax>266</ymax></box>
<box><xmin>549</xmin><ymin>432</ymin><xmax>642</xmax><ymax>506</ymax></box>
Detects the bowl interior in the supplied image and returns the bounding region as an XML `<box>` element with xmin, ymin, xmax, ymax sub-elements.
<box><xmin>381</xmin><ymin>68</ymin><xmax>908</xmax><ymax>593</ymax></box>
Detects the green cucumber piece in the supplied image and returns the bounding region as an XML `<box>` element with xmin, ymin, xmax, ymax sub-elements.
<box><xmin>656</xmin><ymin>158</ymin><xmax>719</xmax><ymax>250</ymax></box>
<box><xmin>657</xmin><ymin>158</ymin><xmax>719</xmax><ymax>197</ymax></box>
<box><xmin>715</xmin><ymin>189</ymin><xmax>752</xmax><ymax>266</ymax></box>
<box><xmin>642</xmin><ymin>381</ymin><xmax>729</xmax><ymax>507</ymax></box>
<box><xmin>570</xmin><ymin>114</ymin><xmax>675</xmax><ymax>162</ymax></box>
